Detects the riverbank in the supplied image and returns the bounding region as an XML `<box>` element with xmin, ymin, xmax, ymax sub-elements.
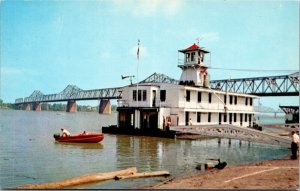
<box><xmin>141</xmin><ymin>156</ymin><xmax>299</xmax><ymax>190</ymax></box>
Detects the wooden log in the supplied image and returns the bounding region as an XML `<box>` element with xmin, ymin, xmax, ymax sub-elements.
<box><xmin>115</xmin><ymin>170</ymin><xmax>170</xmax><ymax>180</ymax></box>
<box><xmin>16</xmin><ymin>167</ymin><xmax>137</xmax><ymax>189</ymax></box>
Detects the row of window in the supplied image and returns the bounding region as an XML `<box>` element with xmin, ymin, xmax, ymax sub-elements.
<box><xmin>186</xmin><ymin>90</ymin><xmax>253</xmax><ymax>106</ymax></box>
<box><xmin>132</xmin><ymin>90</ymin><xmax>167</xmax><ymax>102</ymax></box>
<box><xmin>195</xmin><ymin>112</ymin><xmax>252</xmax><ymax>124</ymax></box>
<box><xmin>132</xmin><ymin>89</ymin><xmax>253</xmax><ymax>107</ymax></box>
<box><xmin>133</xmin><ymin>90</ymin><xmax>147</xmax><ymax>101</ymax></box>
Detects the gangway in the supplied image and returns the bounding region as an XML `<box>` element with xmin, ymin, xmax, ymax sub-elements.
<box><xmin>171</xmin><ymin>124</ymin><xmax>291</xmax><ymax>147</ymax></box>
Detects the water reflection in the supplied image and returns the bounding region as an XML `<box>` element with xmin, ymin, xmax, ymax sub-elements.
<box><xmin>54</xmin><ymin>142</ymin><xmax>104</xmax><ymax>150</ymax></box>
<box><xmin>115</xmin><ymin>135</ymin><xmax>176</xmax><ymax>172</ymax></box>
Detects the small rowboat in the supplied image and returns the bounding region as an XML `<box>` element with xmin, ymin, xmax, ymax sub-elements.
<box><xmin>53</xmin><ymin>133</ymin><xmax>104</xmax><ymax>143</ymax></box>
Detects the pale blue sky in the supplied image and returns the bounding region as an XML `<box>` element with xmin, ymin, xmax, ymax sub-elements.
<box><xmin>1</xmin><ymin>0</ymin><xmax>299</xmax><ymax>109</ymax></box>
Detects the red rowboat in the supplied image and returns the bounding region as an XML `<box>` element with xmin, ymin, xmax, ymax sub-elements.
<box><xmin>53</xmin><ymin>133</ymin><xmax>104</xmax><ymax>143</ymax></box>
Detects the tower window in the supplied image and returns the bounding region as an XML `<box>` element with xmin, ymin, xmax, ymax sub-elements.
<box><xmin>234</xmin><ymin>113</ymin><xmax>237</xmax><ymax>122</ymax></box>
<box><xmin>186</xmin><ymin>53</ymin><xmax>190</xmax><ymax>62</ymax></box>
<box><xmin>160</xmin><ymin>90</ymin><xmax>166</xmax><ymax>102</ymax></box>
<box><xmin>250</xmin><ymin>98</ymin><xmax>253</xmax><ymax>106</ymax></box>
<box><xmin>229</xmin><ymin>95</ymin><xmax>233</xmax><ymax>104</ymax></box>
<box><xmin>208</xmin><ymin>112</ymin><xmax>211</xmax><ymax>122</ymax></box>
<box><xmin>234</xmin><ymin>96</ymin><xmax>237</xmax><ymax>105</ymax></box>
<box><xmin>245</xmin><ymin>97</ymin><xmax>248</xmax><ymax>105</ymax></box>
<box><xmin>191</xmin><ymin>52</ymin><xmax>195</xmax><ymax>61</ymax></box>
<box><xmin>224</xmin><ymin>95</ymin><xmax>227</xmax><ymax>104</ymax></box>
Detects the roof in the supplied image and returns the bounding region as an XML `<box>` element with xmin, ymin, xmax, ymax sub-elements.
<box><xmin>178</xmin><ymin>43</ymin><xmax>210</xmax><ymax>53</ymax></box>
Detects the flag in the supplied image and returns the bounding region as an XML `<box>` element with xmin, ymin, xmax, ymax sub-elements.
<box><xmin>200</xmin><ymin>67</ymin><xmax>207</xmax><ymax>74</ymax></box>
<box><xmin>137</xmin><ymin>39</ymin><xmax>140</xmax><ymax>60</ymax></box>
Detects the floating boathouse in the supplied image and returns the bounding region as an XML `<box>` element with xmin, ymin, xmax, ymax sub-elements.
<box><xmin>103</xmin><ymin>43</ymin><xmax>258</xmax><ymax>137</ymax></box>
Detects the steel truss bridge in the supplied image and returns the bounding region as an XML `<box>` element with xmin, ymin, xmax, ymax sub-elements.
<box><xmin>210</xmin><ymin>72</ymin><xmax>299</xmax><ymax>96</ymax></box>
<box><xmin>15</xmin><ymin>72</ymin><xmax>299</xmax><ymax>104</ymax></box>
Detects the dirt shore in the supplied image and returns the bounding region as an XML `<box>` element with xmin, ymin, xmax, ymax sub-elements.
<box><xmin>144</xmin><ymin>156</ymin><xmax>299</xmax><ymax>190</ymax></box>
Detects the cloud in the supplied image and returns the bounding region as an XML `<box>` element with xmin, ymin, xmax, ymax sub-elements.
<box><xmin>199</xmin><ymin>32</ymin><xmax>220</xmax><ymax>43</ymax></box>
<box><xmin>1</xmin><ymin>67</ymin><xmax>39</xmax><ymax>76</ymax></box>
<box><xmin>112</xmin><ymin>0</ymin><xmax>183</xmax><ymax>17</ymax></box>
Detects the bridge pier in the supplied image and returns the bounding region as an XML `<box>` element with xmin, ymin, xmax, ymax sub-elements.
<box><xmin>33</xmin><ymin>102</ymin><xmax>41</xmax><ymax>111</ymax></box>
<box><xmin>66</xmin><ymin>100</ymin><xmax>77</xmax><ymax>112</ymax></box>
<box><xmin>23</xmin><ymin>104</ymin><xmax>31</xmax><ymax>111</ymax></box>
<box><xmin>99</xmin><ymin>99</ymin><xmax>111</xmax><ymax>114</ymax></box>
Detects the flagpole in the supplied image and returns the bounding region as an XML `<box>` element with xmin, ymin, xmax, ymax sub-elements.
<box><xmin>136</xmin><ymin>39</ymin><xmax>140</xmax><ymax>129</ymax></box>
<box><xmin>137</xmin><ymin>39</ymin><xmax>140</xmax><ymax>108</ymax></box>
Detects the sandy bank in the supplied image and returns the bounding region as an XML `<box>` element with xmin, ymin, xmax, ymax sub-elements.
<box><xmin>143</xmin><ymin>156</ymin><xmax>299</xmax><ymax>190</ymax></box>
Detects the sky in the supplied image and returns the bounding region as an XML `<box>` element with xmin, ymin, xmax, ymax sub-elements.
<box><xmin>1</xmin><ymin>0</ymin><xmax>299</xmax><ymax>109</ymax></box>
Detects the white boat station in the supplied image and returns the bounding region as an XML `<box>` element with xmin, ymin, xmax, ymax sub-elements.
<box><xmin>112</xmin><ymin>43</ymin><xmax>258</xmax><ymax>134</ymax></box>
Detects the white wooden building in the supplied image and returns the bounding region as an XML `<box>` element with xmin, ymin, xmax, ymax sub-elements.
<box><xmin>117</xmin><ymin>43</ymin><xmax>258</xmax><ymax>130</ymax></box>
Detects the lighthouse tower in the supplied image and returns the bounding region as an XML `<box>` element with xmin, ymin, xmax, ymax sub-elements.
<box><xmin>178</xmin><ymin>43</ymin><xmax>210</xmax><ymax>87</ymax></box>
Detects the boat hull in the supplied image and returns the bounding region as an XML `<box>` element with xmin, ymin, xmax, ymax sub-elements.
<box><xmin>54</xmin><ymin>133</ymin><xmax>104</xmax><ymax>143</ymax></box>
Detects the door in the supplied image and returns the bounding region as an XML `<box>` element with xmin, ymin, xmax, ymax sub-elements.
<box><xmin>152</xmin><ymin>90</ymin><xmax>156</xmax><ymax>107</ymax></box>
<box><xmin>185</xmin><ymin>112</ymin><xmax>189</xmax><ymax>126</ymax></box>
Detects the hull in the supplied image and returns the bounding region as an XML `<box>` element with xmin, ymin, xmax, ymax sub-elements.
<box><xmin>54</xmin><ymin>133</ymin><xmax>104</xmax><ymax>143</ymax></box>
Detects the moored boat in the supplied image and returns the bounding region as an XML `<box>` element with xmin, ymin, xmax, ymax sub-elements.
<box><xmin>53</xmin><ymin>133</ymin><xmax>104</xmax><ymax>143</ymax></box>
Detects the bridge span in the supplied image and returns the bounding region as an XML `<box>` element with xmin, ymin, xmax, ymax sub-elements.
<box><xmin>14</xmin><ymin>72</ymin><xmax>299</xmax><ymax>112</ymax></box>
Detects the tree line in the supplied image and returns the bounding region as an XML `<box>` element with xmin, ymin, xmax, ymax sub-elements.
<box><xmin>0</xmin><ymin>99</ymin><xmax>117</xmax><ymax>112</ymax></box>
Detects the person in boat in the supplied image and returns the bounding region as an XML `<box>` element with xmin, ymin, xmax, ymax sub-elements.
<box><xmin>61</xmin><ymin>128</ymin><xmax>71</xmax><ymax>137</ymax></box>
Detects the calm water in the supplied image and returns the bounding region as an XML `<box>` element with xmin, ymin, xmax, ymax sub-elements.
<box><xmin>0</xmin><ymin>110</ymin><xmax>289</xmax><ymax>189</ymax></box>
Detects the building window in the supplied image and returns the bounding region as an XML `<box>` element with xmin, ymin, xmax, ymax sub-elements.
<box><xmin>240</xmin><ymin>113</ymin><xmax>243</xmax><ymax>126</ymax></box>
<box><xmin>186</xmin><ymin>53</ymin><xmax>190</xmax><ymax>62</ymax></box>
<box><xmin>208</xmin><ymin>112</ymin><xmax>211</xmax><ymax>122</ymax></box>
<box><xmin>208</xmin><ymin>93</ymin><xmax>212</xmax><ymax>103</ymax></box>
<box><xmin>197</xmin><ymin>112</ymin><xmax>201</xmax><ymax>123</ymax></box>
<box><xmin>250</xmin><ymin>98</ymin><xmax>253</xmax><ymax>106</ymax></box>
<box><xmin>245</xmin><ymin>113</ymin><xmax>248</xmax><ymax>122</ymax></box>
<box><xmin>143</xmin><ymin>90</ymin><xmax>147</xmax><ymax>101</ymax></box>
<box><xmin>229</xmin><ymin>95</ymin><xmax>233</xmax><ymax>104</ymax></box>
<box><xmin>229</xmin><ymin>113</ymin><xmax>232</xmax><ymax>124</ymax></box>
<box><xmin>138</xmin><ymin>90</ymin><xmax>142</xmax><ymax>101</ymax></box>
<box><xmin>224</xmin><ymin>95</ymin><xmax>227</xmax><ymax>104</ymax></box>
<box><xmin>234</xmin><ymin>113</ymin><xmax>237</xmax><ymax>122</ymax></box>
<box><xmin>223</xmin><ymin>113</ymin><xmax>227</xmax><ymax>122</ymax></box>
<box><xmin>160</xmin><ymin>90</ymin><xmax>166</xmax><ymax>102</ymax></box>
<box><xmin>234</xmin><ymin>96</ymin><xmax>237</xmax><ymax>105</ymax></box>
<box><xmin>191</xmin><ymin>52</ymin><xmax>195</xmax><ymax>61</ymax></box>
<box><xmin>245</xmin><ymin>97</ymin><xmax>248</xmax><ymax>105</ymax></box>
<box><xmin>186</xmin><ymin>90</ymin><xmax>190</xmax><ymax>102</ymax></box>
<box><xmin>198</xmin><ymin>92</ymin><xmax>202</xmax><ymax>102</ymax></box>
<box><xmin>133</xmin><ymin>90</ymin><xmax>137</xmax><ymax>101</ymax></box>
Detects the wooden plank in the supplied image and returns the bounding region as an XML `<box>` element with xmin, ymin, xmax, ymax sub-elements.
<box><xmin>16</xmin><ymin>167</ymin><xmax>137</xmax><ymax>189</ymax></box>
<box><xmin>115</xmin><ymin>170</ymin><xmax>170</xmax><ymax>180</ymax></box>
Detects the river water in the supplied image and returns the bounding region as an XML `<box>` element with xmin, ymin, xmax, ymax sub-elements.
<box><xmin>0</xmin><ymin>110</ymin><xmax>289</xmax><ymax>189</ymax></box>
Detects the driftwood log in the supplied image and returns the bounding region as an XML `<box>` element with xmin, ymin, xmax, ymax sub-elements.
<box><xmin>16</xmin><ymin>167</ymin><xmax>137</xmax><ymax>189</ymax></box>
<box><xmin>115</xmin><ymin>170</ymin><xmax>170</xmax><ymax>180</ymax></box>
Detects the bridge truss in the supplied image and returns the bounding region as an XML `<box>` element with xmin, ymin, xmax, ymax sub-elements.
<box><xmin>15</xmin><ymin>85</ymin><xmax>123</xmax><ymax>104</ymax></box>
<box><xmin>15</xmin><ymin>72</ymin><xmax>299</xmax><ymax>104</ymax></box>
<box><xmin>210</xmin><ymin>72</ymin><xmax>299</xmax><ymax>96</ymax></box>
